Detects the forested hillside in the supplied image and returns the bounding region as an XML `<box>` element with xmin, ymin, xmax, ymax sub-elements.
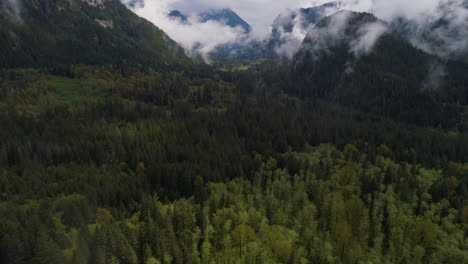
<box><xmin>293</xmin><ymin>12</ymin><xmax>468</xmax><ymax>128</ymax></box>
<box><xmin>0</xmin><ymin>0</ymin><xmax>190</xmax><ymax>68</ymax></box>
<box><xmin>1</xmin><ymin>64</ymin><xmax>467</xmax><ymax>263</ymax></box>
<box><xmin>0</xmin><ymin>2</ymin><xmax>467</xmax><ymax>264</ymax></box>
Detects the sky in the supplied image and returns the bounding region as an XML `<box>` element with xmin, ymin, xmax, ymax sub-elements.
<box><xmin>126</xmin><ymin>0</ymin><xmax>445</xmax><ymax>36</ymax></box>
<box><xmin>121</xmin><ymin>0</ymin><xmax>467</xmax><ymax>59</ymax></box>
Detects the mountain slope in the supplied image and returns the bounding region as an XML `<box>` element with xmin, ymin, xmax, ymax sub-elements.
<box><xmin>0</xmin><ymin>0</ymin><xmax>190</xmax><ymax>68</ymax></box>
<box><xmin>268</xmin><ymin>1</ymin><xmax>341</xmax><ymax>56</ymax></box>
<box><xmin>208</xmin><ymin>2</ymin><xmax>341</xmax><ymax>63</ymax></box>
<box><xmin>391</xmin><ymin>0</ymin><xmax>468</xmax><ymax>62</ymax></box>
<box><xmin>293</xmin><ymin>11</ymin><xmax>468</xmax><ymax>128</ymax></box>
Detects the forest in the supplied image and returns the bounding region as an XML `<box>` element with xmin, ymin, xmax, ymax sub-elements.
<box><xmin>0</xmin><ymin>64</ymin><xmax>467</xmax><ymax>264</ymax></box>
<box><xmin>0</xmin><ymin>1</ymin><xmax>467</xmax><ymax>263</ymax></box>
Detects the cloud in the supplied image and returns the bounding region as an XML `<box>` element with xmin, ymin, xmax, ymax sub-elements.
<box><xmin>299</xmin><ymin>10</ymin><xmax>389</xmax><ymax>75</ymax></box>
<box><xmin>416</xmin><ymin>0</ymin><xmax>468</xmax><ymax>58</ymax></box>
<box><xmin>300</xmin><ymin>11</ymin><xmax>352</xmax><ymax>61</ymax></box>
<box><xmin>424</xmin><ymin>60</ymin><xmax>447</xmax><ymax>91</ymax></box>
<box><xmin>340</xmin><ymin>0</ymin><xmax>468</xmax><ymax>59</ymax></box>
<box><xmin>350</xmin><ymin>21</ymin><xmax>388</xmax><ymax>57</ymax></box>
<box><xmin>167</xmin><ymin>0</ymin><xmax>329</xmax><ymax>37</ymax></box>
<box><xmin>341</xmin><ymin>0</ymin><xmax>443</xmax><ymax>21</ymax></box>
<box><xmin>121</xmin><ymin>0</ymin><xmax>252</xmax><ymax>61</ymax></box>
<box><xmin>2</xmin><ymin>0</ymin><xmax>22</xmax><ymax>19</ymax></box>
<box><xmin>272</xmin><ymin>12</ymin><xmax>310</xmax><ymax>58</ymax></box>
<box><xmin>122</xmin><ymin>0</ymin><xmax>468</xmax><ymax>61</ymax></box>
<box><xmin>271</xmin><ymin>3</ymin><xmax>343</xmax><ymax>58</ymax></box>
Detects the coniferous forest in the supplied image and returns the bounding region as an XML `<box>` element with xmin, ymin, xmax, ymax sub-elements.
<box><xmin>1</xmin><ymin>1</ymin><xmax>468</xmax><ymax>264</ymax></box>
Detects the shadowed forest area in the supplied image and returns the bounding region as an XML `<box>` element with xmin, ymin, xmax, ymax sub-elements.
<box><xmin>0</xmin><ymin>65</ymin><xmax>467</xmax><ymax>264</ymax></box>
<box><xmin>1</xmin><ymin>0</ymin><xmax>468</xmax><ymax>263</ymax></box>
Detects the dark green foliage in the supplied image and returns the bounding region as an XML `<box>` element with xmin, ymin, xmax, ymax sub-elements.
<box><xmin>0</xmin><ymin>64</ymin><xmax>467</xmax><ymax>263</ymax></box>
<box><xmin>0</xmin><ymin>7</ymin><xmax>468</xmax><ymax>263</ymax></box>
<box><xmin>292</xmin><ymin>12</ymin><xmax>468</xmax><ymax>129</ymax></box>
<box><xmin>0</xmin><ymin>0</ymin><xmax>190</xmax><ymax>69</ymax></box>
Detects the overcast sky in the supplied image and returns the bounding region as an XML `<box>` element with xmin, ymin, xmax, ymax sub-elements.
<box><xmin>135</xmin><ymin>0</ymin><xmax>446</xmax><ymax>36</ymax></box>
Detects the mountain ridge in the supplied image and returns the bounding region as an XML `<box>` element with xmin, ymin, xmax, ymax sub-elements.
<box><xmin>292</xmin><ymin>11</ymin><xmax>468</xmax><ymax>128</ymax></box>
<box><xmin>0</xmin><ymin>0</ymin><xmax>191</xmax><ymax>68</ymax></box>
<box><xmin>199</xmin><ymin>8</ymin><xmax>251</xmax><ymax>33</ymax></box>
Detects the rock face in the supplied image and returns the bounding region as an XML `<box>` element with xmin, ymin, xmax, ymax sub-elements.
<box><xmin>95</xmin><ymin>18</ymin><xmax>114</xmax><ymax>28</ymax></box>
<box><xmin>291</xmin><ymin>11</ymin><xmax>453</xmax><ymax>126</ymax></box>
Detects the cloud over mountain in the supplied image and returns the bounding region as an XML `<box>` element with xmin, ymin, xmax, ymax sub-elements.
<box><xmin>121</xmin><ymin>0</ymin><xmax>468</xmax><ymax>62</ymax></box>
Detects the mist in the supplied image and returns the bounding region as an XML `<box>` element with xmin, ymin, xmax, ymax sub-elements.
<box><xmin>121</xmin><ymin>0</ymin><xmax>468</xmax><ymax>61</ymax></box>
<box><xmin>2</xmin><ymin>0</ymin><xmax>22</xmax><ymax>18</ymax></box>
<box><xmin>350</xmin><ymin>21</ymin><xmax>388</xmax><ymax>57</ymax></box>
<box><xmin>121</xmin><ymin>0</ymin><xmax>254</xmax><ymax>60</ymax></box>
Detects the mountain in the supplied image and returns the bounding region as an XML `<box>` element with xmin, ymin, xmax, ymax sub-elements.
<box><xmin>266</xmin><ymin>2</ymin><xmax>341</xmax><ymax>58</ymax></box>
<box><xmin>270</xmin><ymin>2</ymin><xmax>341</xmax><ymax>40</ymax></box>
<box><xmin>168</xmin><ymin>10</ymin><xmax>188</xmax><ymax>23</ymax></box>
<box><xmin>293</xmin><ymin>11</ymin><xmax>468</xmax><ymax>128</ymax></box>
<box><xmin>180</xmin><ymin>8</ymin><xmax>255</xmax><ymax>62</ymax></box>
<box><xmin>126</xmin><ymin>0</ymin><xmax>144</xmax><ymax>8</ymax></box>
<box><xmin>207</xmin><ymin>2</ymin><xmax>342</xmax><ymax>63</ymax></box>
<box><xmin>199</xmin><ymin>8</ymin><xmax>251</xmax><ymax>33</ymax></box>
<box><xmin>0</xmin><ymin>0</ymin><xmax>190</xmax><ymax>68</ymax></box>
<box><xmin>2</xmin><ymin>2</ymin><xmax>468</xmax><ymax>264</ymax></box>
<box><xmin>390</xmin><ymin>1</ymin><xmax>468</xmax><ymax>62</ymax></box>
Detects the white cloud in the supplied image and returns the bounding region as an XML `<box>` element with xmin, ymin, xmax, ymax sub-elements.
<box><xmin>122</xmin><ymin>0</ymin><xmax>251</xmax><ymax>60</ymax></box>
<box><xmin>300</xmin><ymin>11</ymin><xmax>352</xmax><ymax>61</ymax></box>
<box><xmin>350</xmin><ymin>21</ymin><xmax>388</xmax><ymax>57</ymax></box>
<box><xmin>168</xmin><ymin>0</ymin><xmax>329</xmax><ymax>37</ymax></box>
<box><xmin>121</xmin><ymin>0</ymin><xmax>468</xmax><ymax>60</ymax></box>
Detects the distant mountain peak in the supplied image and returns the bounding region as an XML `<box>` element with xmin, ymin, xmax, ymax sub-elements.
<box><xmin>272</xmin><ymin>2</ymin><xmax>341</xmax><ymax>35</ymax></box>
<box><xmin>267</xmin><ymin>2</ymin><xmax>342</xmax><ymax>58</ymax></box>
<box><xmin>199</xmin><ymin>8</ymin><xmax>251</xmax><ymax>33</ymax></box>
<box><xmin>126</xmin><ymin>0</ymin><xmax>144</xmax><ymax>9</ymax></box>
<box><xmin>391</xmin><ymin>1</ymin><xmax>468</xmax><ymax>62</ymax></box>
<box><xmin>168</xmin><ymin>10</ymin><xmax>189</xmax><ymax>23</ymax></box>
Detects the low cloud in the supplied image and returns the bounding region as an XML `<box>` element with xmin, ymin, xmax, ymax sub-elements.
<box><xmin>424</xmin><ymin>60</ymin><xmax>448</xmax><ymax>91</ymax></box>
<box><xmin>350</xmin><ymin>21</ymin><xmax>388</xmax><ymax>57</ymax></box>
<box><xmin>300</xmin><ymin>11</ymin><xmax>352</xmax><ymax>61</ymax></box>
<box><xmin>341</xmin><ymin>0</ymin><xmax>468</xmax><ymax>59</ymax></box>
<box><xmin>299</xmin><ymin>11</ymin><xmax>390</xmax><ymax>75</ymax></box>
<box><xmin>272</xmin><ymin>12</ymin><xmax>310</xmax><ymax>58</ymax></box>
<box><xmin>2</xmin><ymin>0</ymin><xmax>22</xmax><ymax>19</ymax></box>
<box><xmin>122</xmin><ymin>0</ymin><xmax>467</xmax><ymax>61</ymax></box>
<box><xmin>416</xmin><ymin>0</ymin><xmax>468</xmax><ymax>58</ymax></box>
<box><xmin>121</xmin><ymin>0</ymin><xmax>251</xmax><ymax>61</ymax></box>
<box><xmin>271</xmin><ymin>3</ymin><xmax>342</xmax><ymax>58</ymax></box>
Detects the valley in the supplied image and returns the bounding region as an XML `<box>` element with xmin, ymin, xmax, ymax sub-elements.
<box><xmin>0</xmin><ymin>1</ymin><xmax>467</xmax><ymax>264</ymax></box>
